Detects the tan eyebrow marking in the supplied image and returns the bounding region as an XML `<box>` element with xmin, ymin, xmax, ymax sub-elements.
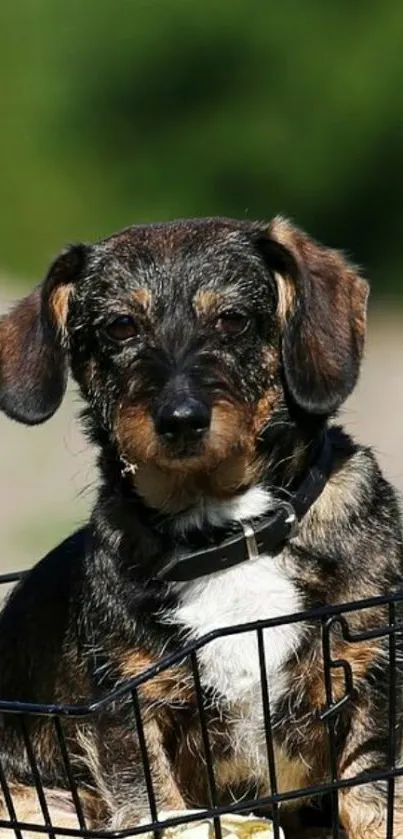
<box><xmin>132</xmin><ymin>288</ymin><xmax>152</xmax><ymax>312</ymax></box>
<box><xmin>49</xmin><ymin>283</ymin><xmax>74</xmax><ymax>330</ymax></box>
<box><xmin>193</xmin><ymin>289</ymin><xmax>224</xmax><ymax>316</ymax></box>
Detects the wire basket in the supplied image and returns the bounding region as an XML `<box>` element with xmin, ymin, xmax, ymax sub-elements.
<box><xmin>0</xmin><ymin>570</ymin><xmax>402</xmax><ymax>839</ymax></box>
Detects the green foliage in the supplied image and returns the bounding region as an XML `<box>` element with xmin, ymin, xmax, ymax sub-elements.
<box><xmin>1</xmin><ymin>0</ymin><xmax>403</xmax><ymax>295</ymax></box>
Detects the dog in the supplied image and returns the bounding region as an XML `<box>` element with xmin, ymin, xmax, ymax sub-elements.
<box><xmin>0</xmin><ymin>216</ymin><xmax>402</xmax><ymax>838</ymax></box>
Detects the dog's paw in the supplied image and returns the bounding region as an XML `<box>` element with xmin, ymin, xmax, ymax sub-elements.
<box><xmin>139</xmin><ymin>810</ymin><xmax>284</xmax><ymax>839</ymax></box>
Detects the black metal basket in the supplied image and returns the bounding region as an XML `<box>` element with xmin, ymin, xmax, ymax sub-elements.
<box><xmin>0</xmin><ymin>570</ymin><xmax>402</xmax><ymax>839</ymax></box>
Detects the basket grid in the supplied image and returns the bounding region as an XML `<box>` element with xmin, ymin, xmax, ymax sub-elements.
<box><xmin>0</xmin><ymin>571</ymin><xmax>401</xmax><ymax>839</ymax></box>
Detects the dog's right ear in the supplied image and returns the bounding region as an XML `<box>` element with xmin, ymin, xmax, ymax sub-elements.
<box><xmin>255</xmin><ymin>218</ymin><xmax>368</xmax><ymax>416</ymax></box>
<box><xmin>0</xmin><ymin>244</ymin><xmax>87</xmax><ymax>425</ymax></box>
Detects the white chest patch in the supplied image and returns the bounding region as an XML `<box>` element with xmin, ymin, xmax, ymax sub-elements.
<box><xmin>166</xmin><ymin>487</ymin><xmax>305</xmax><ymax>771</ymax></box>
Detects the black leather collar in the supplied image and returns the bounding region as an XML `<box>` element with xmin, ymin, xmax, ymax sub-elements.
<box><xmin>157</xmin><ymin>436</ymin><xmax>333</xmax><ymax>583</ymax></box>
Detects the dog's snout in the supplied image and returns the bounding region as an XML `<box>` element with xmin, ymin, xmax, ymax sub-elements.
<box><xmin>155</xmin><ymin>396</ymin><xmax>211</xmax><ymax>444</ymax></box>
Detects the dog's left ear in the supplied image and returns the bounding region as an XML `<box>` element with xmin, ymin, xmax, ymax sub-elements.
<box><xmin>258</xmin><ymin>217</ymin><xmax>369</xmax><ymax>416</ymax></box>
<box><xmin>0</xmin><ymin>244</ymin><xmax>87</xmax><ymax>425</ymax></box>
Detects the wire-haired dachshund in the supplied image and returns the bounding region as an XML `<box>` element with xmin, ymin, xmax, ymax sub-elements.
<box><xmin>0</xmin><ymin>217</ymin><xmax>402</xmax><ymax>838</ymax></box>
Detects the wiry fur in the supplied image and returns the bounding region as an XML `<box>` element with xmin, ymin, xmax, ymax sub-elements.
<box><xmin>0</xmin><ymin>217</ymin><xmax>402</xmax><ymax>838</ymax></box>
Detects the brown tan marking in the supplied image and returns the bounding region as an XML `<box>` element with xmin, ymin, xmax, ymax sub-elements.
<box><xmin>252</xmin><ymin>387</ymin><xmax>281</xmax><ymax>437</ymax></box>
<box><xmin>115</xmin><ymin>385</ymin><xmax>289</xmax><ymax>513</ymax></box>
<box><xmin>132</xmin><ymin>287</ymin><xmax>152</xmax><ymax>313</ymax></box>
<box><xmin>116</xmin><ymin>403</ymin><xmax>158</xmax><ymax>466</ymax></box>
<box><xmin>142</xmin><ymin>719</ymin><xmax>187</xmax><ymax>816</ymax></box>
<box><xmin>48</xmin><ymin>283</ymin><xmax>74</xmax><ymax>331</ymax></box>
<box><xmin>131</xmin><ymin>450</ymin><xmax>262</xmax><ymax>513</ymax></box>
<box><xmin>117</xmin><ymin>649</ymin><xmax>192</xmax><ymax>707</ymax></box>
<box><xmin>307</xmin><ymin>638</ymin><xmax>379</xmax><ymax>713</ymax></box>
<box><xmin>115</xmin><ymin>398</ymin><xmax>263</xmax><ymax>511</ymax></box>
<box><xmin>273</xmin><ymin>748</ymin><xmax>310</xmax><ymax>800</ymax></box>
<box><xmin>274</xmin><ymin>272</ymin><xmax>296</xmax><ymax>324</ymax></box>
<box><xmin>193</xmin><ymin>289</ymin><xmax>224</xmax><ymax>317</ymax></box>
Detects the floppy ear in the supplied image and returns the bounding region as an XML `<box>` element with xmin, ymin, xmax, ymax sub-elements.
<box><xmin>259</xmin><ymin>217</ymin><xmax>369</xmax><ymax>416</ymax></box>
<box><xmin>0</xmin><ymin>244</ymin><xmax>87</xmax><ymax>425</ymax></box>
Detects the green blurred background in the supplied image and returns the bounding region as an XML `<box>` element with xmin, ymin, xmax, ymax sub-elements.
<box><xmin>1</xmin><ymin>0</ymin><xmax>403</xmax><ymax>571</ymax></box>
<box><xmin>1</xmin><ymin>0</ymin><xmax>403</xmax><ymax>293</ymax></box>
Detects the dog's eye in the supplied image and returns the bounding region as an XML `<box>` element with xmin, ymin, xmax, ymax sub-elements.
<box><xmin>215</xmin><ymin>312</ymin><xmax>250</xmax><ymax>337</ymax></box>
<box><xmin>104</xmin><ymin>315</ymin><xmax>139</xmax><ymax>342</ymax></box>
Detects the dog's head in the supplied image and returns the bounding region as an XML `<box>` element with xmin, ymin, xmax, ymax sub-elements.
<box><xmin>0</xmin><ymin>218</ymin><xmax>368</xmax><ymax>509</ymax></box>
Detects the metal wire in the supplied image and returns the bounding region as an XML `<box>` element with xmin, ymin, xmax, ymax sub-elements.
<box><xmin>53</xmin><ymin>716</ymin><xmax>87</xmax><ymax>830</ymax></box>
<box><xmin>190</xmin><ymin>651</ymin><xmax>222</xmax><ymax>839</ymax></box>
<box><xmin>19</xmin><ymin>715</ymin><xmax>56</xmax><ymax>839</ymax></box>
<box><xmin>0</xmin><ymin>571</ymin><xmax>402</xmax><ymax>838</ymax></box>
<box><xmin>256</xmin><ymin>628</ymin><xmax>281</xmax><ymax>839</ymax></box>
<box><xmin>130</xmin><ymin>688</ymin><xmax>160</xmax><ymax>837</ymax></box>
<box><xmin>0</xmin><ymin>755</ymin><xmax>23</xmax><ymax>839</ymax></box>
<box><xmin>386</xmin><ymin>600</ymin><xmax>398</xmax><ymax>839</ymax></box>
<box><xmin>321</xmin><ymin>617</ymin><xmax>342</xmax><ymax>839</ymax></box>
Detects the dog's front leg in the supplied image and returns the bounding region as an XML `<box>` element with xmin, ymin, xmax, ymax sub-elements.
<box><xmin>113</xmin><ymin>717</ymin><xmax>187</xmax><ymax>831</ymax></box>
<box><xmin>78</xmin><ymin>715</ymin><xmax>187</xmax><ymax>831</ymax></box>
<box><xmin>337</xmin><ymin>717</ymin><xmax>403</xmax><ymax>839</ymax></box>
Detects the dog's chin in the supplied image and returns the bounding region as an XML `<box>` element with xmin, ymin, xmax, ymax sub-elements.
<box><xmin>153</xmin><ymin>441</ymin><xmax>220</xmax><ymax>474</ymax></box>
<box><xmin>129</xmin><ymin>447</ymin><xmax>261</xmax><ymax>514</ymax></box>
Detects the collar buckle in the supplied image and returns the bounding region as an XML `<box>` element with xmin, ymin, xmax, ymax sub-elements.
<box><xmin>240</xmin><ymin>502</ymin><xmax>299</xmax><ymax>564</ymax></box>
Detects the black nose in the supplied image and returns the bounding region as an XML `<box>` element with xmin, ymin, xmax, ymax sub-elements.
<box><xmin>155</xmin><ymin>397</ymin><xmax>211</xmax><ymax>443</ymax></box>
